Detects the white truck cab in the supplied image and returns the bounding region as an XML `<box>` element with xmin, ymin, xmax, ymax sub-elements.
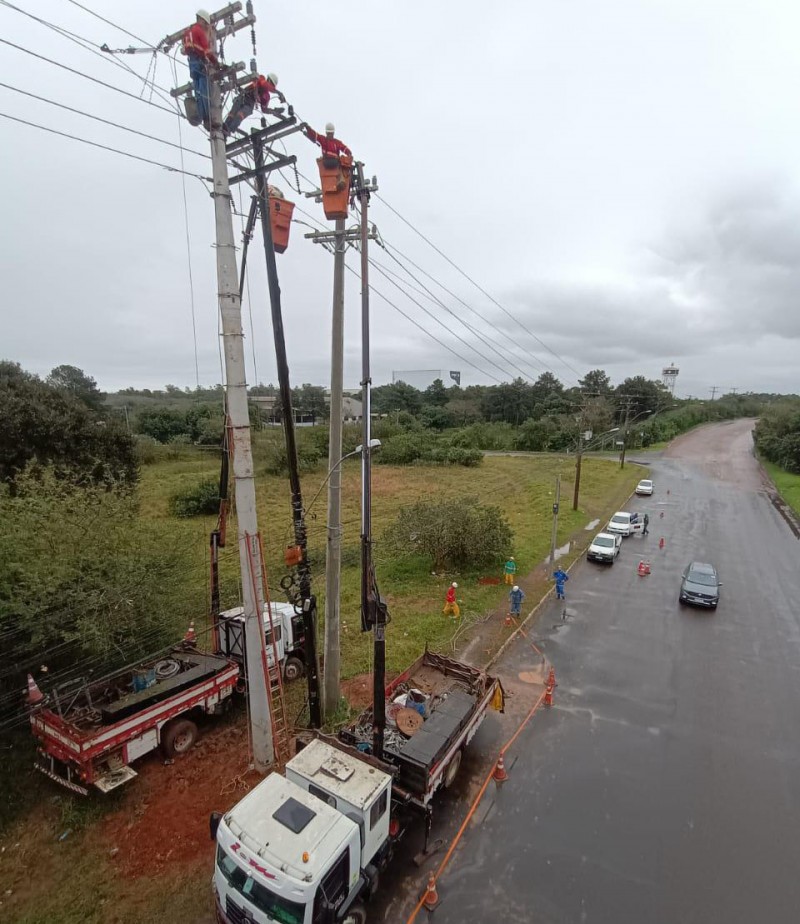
<box><xmin>606</xmin><ymin>511</ymin><xmax>643</xmax><ymax>537</ymax></box>
<box><xmin>217</xmin><ymin>600</ymin><xmax>307</xmax><ymax>681</ymax></box>
<box><xmin>213</xmin><ymin>739</ymin><xmax>393</xmax><ymax>924</ymax></box>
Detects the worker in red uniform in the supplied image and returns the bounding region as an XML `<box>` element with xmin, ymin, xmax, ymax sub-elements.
<box><xmin>303</xmin><ymin>122</ymin><xmax>353</xmax><ymax>192</ymax></box>
<box><xmin>442</xmin><ymin>582</ymin><xmax>460</xmax><ymax>620</ymax></box>
<box><xmin>181</xmin><ymin>9</ymin><xmax>217</xmax><ymax>129</ymax></box>
<box><xmin>303</xmin><ymin>122</ymin><xmax>352</xmax><ymax>164</ymax></box>
<box><xmin>223</xmin><ymin>73</ymin><xmax>284</xmax><ymax>136</ymax></box>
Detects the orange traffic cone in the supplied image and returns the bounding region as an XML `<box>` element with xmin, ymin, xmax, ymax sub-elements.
<box><xmin>544</xmin><ymin>681</ymin><xmax>554</xmax><ymax>707</ymax></box>
<box><xmin>643</xmin><ymin>560</ymin><xmax>651</xmax><ymax>574</ymax></box>
<box><xmin>547</xmin><ymin>665</ymin><xmax>557</xmax><ymax>689</ymax></box>
<box><xmin>659</xmin><ymin>537</ymin><xmax>665</xmax><ymax>550</ymax></box>
<box><xmin>26</xmin><ymin>673</ymin><xmax>44</xmax><ymax>706</ymax></box>
<box><xmin>637</xmin><ymin>560</ymin><xmax>647</xmax><ymax>576</ymax></box>
<box><xmin>493</xmin><ymin>754</ymin><xmax>509</xmax><ymax>783</ymax></box>
<box><xmin>422</xmin><ymin>872</ymin><xmax>440</xmax><ymax>909</ymax></box>
<box><xmin>184</xmin><ymin>622</ymin><xmax>197</xmax><ymax>646</ymax></box>
<box><xmin>504</xmin><ymin>613</ymin><xmax>514</xmax><ymax>627</ymax></box>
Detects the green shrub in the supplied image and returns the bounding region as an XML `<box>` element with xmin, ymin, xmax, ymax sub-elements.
<box><xmin>383</xmin><ymin>495</ymin><xmax>512</xmax><ymax>571</ymax></box>
<box><xmin>264</xmin><ymin>442</ymin><xmax>323</xmax><ymax>475</ymax></box>
<box><xmin>169</xmin><ymin>479</ymin><xmax>220</xmax><ymax>517</ymax></box>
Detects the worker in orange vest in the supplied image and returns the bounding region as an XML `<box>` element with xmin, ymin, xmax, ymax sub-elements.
<box><xmin>442</xmin><ymin>582</ymin><xmax>460</xmax><ymax>619</ymax></box>
<box><xmin>181</xmin><ymin>9</ymin><xmax>218</xmax><ymax>129</ymax></box>
<box><xmin>223</xmin><ymin>73</ymin><xmax>285</xmax><ymax>136</ymax></box>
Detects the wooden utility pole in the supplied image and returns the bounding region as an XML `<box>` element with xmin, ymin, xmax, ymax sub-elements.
<box><xmin>168</xmin><ymin>4</ymin><xmax>275</xmax><ymax>770</ymax></box>
<box><xmin>619</xmin><ymin>399</ymin><xmax>633</xmax><ymax>469</ymax></box>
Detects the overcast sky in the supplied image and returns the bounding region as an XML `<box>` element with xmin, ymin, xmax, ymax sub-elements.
<box><xmin>2</xmin><ymin>0</ymin><xmax>799</xmax><ymax>398</ymax></box>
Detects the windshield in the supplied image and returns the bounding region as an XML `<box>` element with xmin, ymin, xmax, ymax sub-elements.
<box><xmin>687</xmin><ymin>569</ymin><xmax>717</xmax><ymax>587</ymax></box>
<box><xmin>594</xmin><ymin>536</ymin><xmax>614</xmax><ymax>548</ymax></box>
<box><xmin>639</xmin><ymin>481</ymin><xmax>652</xmax><ymax>488</ymax></box>
<box><xmin>610</xmin><ymin>515</ymin><xmax>628</xmax><ymax>524</ymax></box>
<box><xmin>217</xmin><ymin>844</ymin><xmax>304</xmax><ymax>924</ymax></box>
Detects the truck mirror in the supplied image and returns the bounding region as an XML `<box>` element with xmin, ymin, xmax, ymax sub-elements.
<box><xmin>209</xmin><ymin>811</ymin><xmax>222</xmax><ymax>841</ymax></box>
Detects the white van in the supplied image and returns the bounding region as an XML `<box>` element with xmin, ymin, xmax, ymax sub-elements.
<box><xmin>606</xmin><ymin>511</ymin><xmax>643</xmax><ymax>537</ymax></box>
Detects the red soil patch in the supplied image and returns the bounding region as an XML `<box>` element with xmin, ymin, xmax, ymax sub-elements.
<box><xmin>100</xmin><ymin>715</ymin><xmax>260</xmax><ymax>879</ymax></box>
<box><xmin>341</xmin><ymin>674</ymin><xmax>373</xmax><ymax>710</ymax></box>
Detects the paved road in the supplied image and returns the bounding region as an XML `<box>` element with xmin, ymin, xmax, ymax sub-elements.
<box><xmin>426</xmin><ymin>419</ymin><xmax>800</xmax><ymax>924</ymax></box>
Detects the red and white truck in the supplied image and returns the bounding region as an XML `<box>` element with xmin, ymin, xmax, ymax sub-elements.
<box><xmin>31</xmin><ymin>646</ymin><xmax>239</xmax><ymax>795</ymax></box>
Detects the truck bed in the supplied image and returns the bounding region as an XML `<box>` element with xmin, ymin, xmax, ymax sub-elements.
<box><xmin>339</xmin><ymin>650</ymin><xmax>499</xmax><ymax>799</ymax></box>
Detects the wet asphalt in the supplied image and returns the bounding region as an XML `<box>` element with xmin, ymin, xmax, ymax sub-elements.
<box><xmin>425</xmin><ymin>420</ymin><xmax>800</xmax><ymax>924</ymax></box>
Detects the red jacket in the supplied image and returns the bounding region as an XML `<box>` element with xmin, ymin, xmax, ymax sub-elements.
<box><xmin>254</xmin><ymin>76</ymin><xmax>277</xmax><ymax>111</ymax></box>
<box><xmin>305</xmin><ymin>126</ymin><xmax>352</xmax><ymax>159</ymax></box>
<box><xmin>182</xmin><ymin>22</ymin><xmax>217</xmax><ymax>65</ymax></box>
<box><xmin>446</xmin><ymin>586</ymin><xmax>457</xmax><ymax>604</ymax></box>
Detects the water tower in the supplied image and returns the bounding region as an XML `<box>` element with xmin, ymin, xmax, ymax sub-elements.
<box><xmin>662</xmin><ymin>364</ymin><xmax>679</xmax><ymax>395</ymax></box>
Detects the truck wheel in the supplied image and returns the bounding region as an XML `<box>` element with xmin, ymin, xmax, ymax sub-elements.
<box><xmin>443</xmin><ymin>749</ymin><xmax>462</xmax><ymax>788</ymax></box>
<box><xmin>283</xmin><ymin>656</ymin><xmax>305</xmax><ymax>682</ymax></box>
<box><xmin>342</xmin><ymin>903</ymin><xmax>367</xmax><ymax>924</ymax></box>
<box><xmin>161</xmin><ymin>718</ymin><xmax>198</xmax><ymax>758</ymax></box>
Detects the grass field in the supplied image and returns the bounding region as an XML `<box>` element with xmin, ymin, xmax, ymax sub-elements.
<box><xmin>138</xmin><ymin>448</ymin><xmax>644</xmax><ymax>677</ymax></box>
<box><xmin>0</xmin><ymin>450</ymin><xmax>643</xmax><ymax>924</ymax></box>
<box><xmin>762</xmin><ymin>459</ymin><xmax>800</xmax><ymax>517</ymax></box>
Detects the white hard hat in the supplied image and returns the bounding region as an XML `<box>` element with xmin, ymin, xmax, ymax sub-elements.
<box><xmin>510</xmin><ymin>556</ymin><xmax>515</xmax><ymax>561</ymax></box>
<box><xmin>451</xmin><ymin>582</ymin><xmax>458</xmax><ymax>588</ymax></box>
<box><xmin>513</xmin><ymin>585</ymin><xmax>519</xmax><ymax>592</ymax></box>
<box><xmin>325</xmin><ymin>121</ymin><xmax>335</xmax><ymax>133</ymax></box>
<box><xmin>196</xmin><ymin>9</ymin><xmax>211</xmax><ymax>24</ymax></box>
<box><xmin>267</xmin><ymin>72</ymin><xmax>278</xmax><ymax>85</ymax></box>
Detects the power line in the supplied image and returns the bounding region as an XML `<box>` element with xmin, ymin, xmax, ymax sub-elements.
<box><xmin>64</xmin><ymin>0</ymin><xmax>165</xmax><ymax>51</ymax></box>
<box><xmin>375</xmin><ymin>247</ymin><xmax>544</xmax><ymax>383</ymax></box>
<box><xmin>0</xmin><ymin>37</ymin><xmax>176</xmax><ymax>116</ymax></box>
<box><xmin>368</xmin><ymin>258</ymin><xmax>504</xmax><ymax>383</ymax></box>
<box><xmin>0</xmin><ymin>111</ymin><xmax>211</xmax><ymax>180</ymax></box>
<box><xmin>0</xmin><ymin>0</ymin><xmax>178</xmax><ymax>108</ymax></box>
<box><xmin>382</xmin><ymin>240</ymin><xmax>549</xmax><ymax>379</ymax></box>
<box><xmin>0</xmin><ymin>81</ymin><xmax>209</xmax><ymax>160</ymax></box>
<box><xmin>374</xmin><ymin>193</ymin><xmax>583</xmax><ymax>383</ymax></box>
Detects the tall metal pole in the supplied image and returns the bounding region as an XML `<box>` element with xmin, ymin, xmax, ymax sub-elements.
<box><xmin>352</xmin><ymin>163</ymin><xmax>385</xmax><ymax>760</ymax></box>
<box><xmin>572</xmin><ymin>431</ymin><xmax>583</xmax><ymax>512</ymax></box>
<box><xmin>620</xmin><ymin>401</ymin><xmax>632</xmax><ymax>469</ymax></box>
<box><xmin>549</xmin><ymin>474</ymin><xmax>561</xmax><ymax>567</ymax></box>
<box><xmin>324</xmin><ymin>219</ymin><xmax>346</xmax><ymax>719</ymax></box>
<box><xmin>207</xmin><ymin>75</ymin><xmax>274</xmax><ymax>768</ymax></box>
<box><xmin>252</xmin><ymin>136</ymin><xmax>322</xmax><ymax>729</ymax></box>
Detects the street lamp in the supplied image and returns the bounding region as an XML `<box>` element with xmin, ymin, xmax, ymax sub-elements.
<box><xmin>304</xmin><ymin>439</ymin><xmax>381</xmax><ymax>517</ymax></box>
<box><xmin>573</xmin><ymin>427</ymin><xmax>619</xmax><ymax>511</ymax></box>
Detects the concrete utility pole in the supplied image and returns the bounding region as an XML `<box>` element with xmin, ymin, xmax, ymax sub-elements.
<box><xmin>573</xmin><ymin>409</ymin><xmax>588</xmax><ymax>512</ymax></box>
<box><xmin>710</xmin><ymin>385</ymin><xmax>719</xmax><ymax>401</ymax></box>
<box><xmin>168</xmin><ymin>4</ymin><xmax>274</xmax><ymax>770</ymax></box>
<box><xmin>324</xmin><ymin>219</ymin><xmax>346</xmax><ymax>719</ymax></box>
<box><xmin>549</xmin><ymin>474</ymin><xmax>561</xmax><ymax>566</ymax></box>
<box><xmin>304</xmin><ymin>220</ymin><xmax>377</xmax><ymax>719</ymax></box>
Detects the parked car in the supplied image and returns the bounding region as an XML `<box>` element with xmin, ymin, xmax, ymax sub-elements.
<box><xmin>679</xmin><ymin>562</ymin><xmax>721</xmax><ymax>608</ymax></box>
<box><xmin>636</xmin><ymin>479</ymin><xmax>654</xmax><ymax>495</ymax></box>
<box><xmin>587</xmin><ymin>531</ymin><xmax>622</xmax><ymax>564</ymax></box>
<box><xmin>606</xmin><ymin>511</ymin><xmax>643</xmax><ymax>537</ymax></box>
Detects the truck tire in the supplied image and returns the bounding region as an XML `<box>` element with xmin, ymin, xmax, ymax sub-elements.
<box><xmin>342</xmin><ymin>903</ymin><xmax>367</xmax><ymax>924</ymax></box>
<box><xmin>161</xmin><ymin>718</ymin><xmax>198</xmax><ymax>758</ymax></box>
<box><xmin>283</xmin><ymin>656</ymin><xmax>305</xmax><ymax>682</ymax></box>
<box><xmin>443</xmin><ymin>749</ymin><xmax>462</xmax><ymax>788</ymax></box>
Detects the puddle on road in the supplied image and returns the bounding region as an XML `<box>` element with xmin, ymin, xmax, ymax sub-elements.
<box><xmin>543</xmin><ymin>542</ymin><xmax>571</xmax><ymax>563</ymax></box>
<box><xmin>585</xmin><ymin>518</ymin><xmax>600</xmax><ymax>531</ymax></box>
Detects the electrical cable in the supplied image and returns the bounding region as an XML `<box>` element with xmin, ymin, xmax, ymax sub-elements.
<box><xmin>0</xmin><ymin>111</ymin><xmax>212</xmax><ymax>180</ymax></box>
<box><xmin>374</xmin><ymin>193</ymin><xmax>583</xmax><ymax>383</ymax></box>
<box><xmin>0</xmin><ymin>37</ymin><xmax>177</xmax><ymax>115</ymax></box>
<box><xmin>0</xmin><ymin>80</ymin><xmax>209</xmax><ymax>160</ymax></box>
